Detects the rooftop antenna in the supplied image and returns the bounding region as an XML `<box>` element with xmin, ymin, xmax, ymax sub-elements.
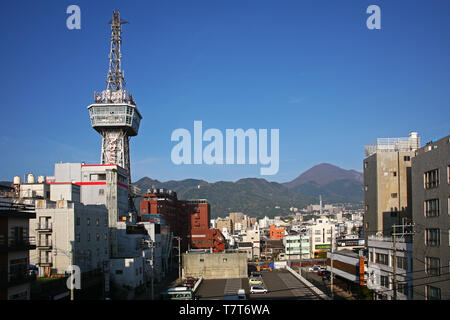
<box><xmin>106</xmin><ymin>10</ymin><xmax>129</xmax><ymax>91</ymax></box>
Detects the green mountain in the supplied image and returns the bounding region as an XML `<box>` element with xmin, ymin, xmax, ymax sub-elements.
<box><xmin>132</xmin><ymin>163</ymin><xmax>363</xmax><ymax>218</ymax></box>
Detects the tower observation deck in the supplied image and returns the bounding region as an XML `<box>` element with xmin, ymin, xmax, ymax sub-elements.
<box><xmin>87</xmin><ymin>11</ymin><xmax>142</xmax><ymax>184</ymax></box>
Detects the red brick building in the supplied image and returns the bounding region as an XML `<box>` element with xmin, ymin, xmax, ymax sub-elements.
<box><xmin>140</xmin><ymin>189</ymin><xmax>225</xmax><ymax>252</ymax></box>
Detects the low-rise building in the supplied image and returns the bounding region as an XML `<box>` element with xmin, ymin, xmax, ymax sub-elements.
<box><xmin>0</xmin><ymin>201</ymin><xmax>36</xmax><ymax>300</ymax></box>
<box><xmin>366</xmin><ymin>235</ymin><xmax>413</xmax><ymax>300</ymax></box>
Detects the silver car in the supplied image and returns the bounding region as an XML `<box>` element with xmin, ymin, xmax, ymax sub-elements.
<box><xmin>250</xmin><ymin>285</ymin><xmax>268</xmax><ymax>294</ymax></box>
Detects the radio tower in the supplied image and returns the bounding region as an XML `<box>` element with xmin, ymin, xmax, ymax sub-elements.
<box><xmin>87</xmin><ymin>11</ymin><xmax>142</xmax><ymax>210</ymax></box>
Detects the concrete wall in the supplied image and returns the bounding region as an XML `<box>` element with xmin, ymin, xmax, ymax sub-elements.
<box><xmin>183</xmin><ymin>252</ymin><xmax>247</xmax><ymax>279</ymax></box>
<box><xmin>32</xmin><ymin>200</ymin><xmax>109</xmax><ymax>274</ymax></box>
<box><xmin>363</xmin><ymin>150</ymin><xmax>415</xmax><ymax>242</ymax></box>
<box><xmin>412</xmin><ymin>135</ymin><xmax>450</xmax><ymax>300</ymax></box>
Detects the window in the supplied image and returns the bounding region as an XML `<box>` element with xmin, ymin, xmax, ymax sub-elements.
<box><xmin>364</xmin><ymin>162</ymin><xmax>368</xmax><ymax>169</ymax></box>
<box><xmin>425</xmin><ymin>257</ymin><xmax>440</xmax><ymax>276</ymax></box>
<box><xmin>391</xmin><ymin>193</ymin><xmax>398</xmax><ymax>198</ymax></box>
<box><xmin>370</xmin><ymin>252</ymin><xmax>373</xmax><ymax>262</ymax></box>
<box><xmin>425</xmin><ymin>229</ymin><xmax>440</xmax><ymax>246</ymax></box>
<box><xmin>76</xmin><ymin>217</ymin><xmax>80</xmax><ymax>226</ymax></box>
<box><xmin>315</xmin><ymin>230</ymin><xmax>321</xmax><ymax>235</ymax></box>
<box><xmin>376</xmin><ymin>253</ymin><xmax>389</xmax><ymax>265</ymax></box>
<box><xmin>425</xmin><ymin>199</ymin><xmax>440</xmax><ymax>217</ymax></box>
<box><xmin>426</xmin><ymin>286</ymin><xmax>441</xmax><ymax>300</ymax></box>
<box><xmin>96</xmin><ymin>219</ymin><xmax>100</xmax><ymax>226</ymax></box>
<box><xmin>380</xmin><ymin>275</ymin><xmax>389</xmax><ymax>288</ymax></box>
<box><xmin>364</xmin><ymin>186</ymin><xmax>368</xmax><ymax>191</ymax></box>
<box><xmin>398</xmin><ymin>283</ymin><xmax>409</xmax><ymax>296</ymax></box>
<box><xmin>397</xmin><ymin>256</ymin><xmax>408</xmax><ymax>270</ymax></box>
<box><xmin>87</xmin><ymin>233</ymin><xmax>90</xmax><ymax>241</ymax></box>
<box><xmin>90</xmin><ymin>173</ymin><xmax>106</xmax><ymax>181</ymax></box>
<box><xmin>392</xmin><ymin>171</ymin><xmax>397</xmax><ymax>177</ymax></box>
<box><xmin>403</xmin><ymin>156</ymin><xmax>410</xmax><ymax>161</ymax></box>
<box><xmin>75</xmin><ymin>234</ymin><xmax>80</xmax><ymax>242</ymax></box>
<box><xmin>96</xmin><ymin>233</ymin><xmax>100</xmax><ymax>241</ymax></box>
<box><xmin>87</xmin><ymin>218</ymin><xmax>91</xmax><ymax>226</ymax></box>
<box><xmin>424</xmin><ymin>169</ymin><xmax>439</xmax><ymax>189</ymax></box>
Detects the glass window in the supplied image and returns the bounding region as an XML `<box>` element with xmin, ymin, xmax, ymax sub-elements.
<box><xmin>426</xmin><ymin>286</ymin><xmax>441</xmax><ymax>300</ymax></box>
<box><xmin>425</xmin><ymin>257</ymin><xmax>440</xmax><ymax>276</ymax></box>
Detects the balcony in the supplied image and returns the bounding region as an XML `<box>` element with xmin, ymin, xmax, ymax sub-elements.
<box><xmin>36</xmin><ymin>222</ymin><xmax>52</xmax><ymax>232</ymax></box>
<box><xmin>0</xmin><ymin>270</ymin><xmax>36</xmax><ymax>289</ymax></box>
<box><xmin>36</xmin><ymin>240</ymin><xmax>52</xmax><ymax>250</ymax></box>
<box><xmin>0</xmin><ymin>236</ymin><xmax>36</xmax><ymax>253</ymax></box>
<box><xmin>37</xmin><ymin>259</ymin><xmax>52</xmax><ymax>267</ymax></box>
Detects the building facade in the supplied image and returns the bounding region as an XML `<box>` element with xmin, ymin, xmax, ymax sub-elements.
<box><xmin>412</xmin><ymin>135</ymin><xmax>450</xmax><ymax>300</ymax></box>
<box><xmin>363</xmin><ymin>132</ymin><xmax>420</xmax><ymax>243</ymax></box>
<box><xmin>366</xmin><ymin>235</ymin><xmax>413</xmax><ymax>300</ymax></box>
<box><xmin>0</xmin><ymin>201</ymin><xmax>36</xmax><ymax>300</ymax></box>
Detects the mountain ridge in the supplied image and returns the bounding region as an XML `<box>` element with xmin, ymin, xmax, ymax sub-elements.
<box><xmin>132</xmin><ymin>163</ymin><xmax>363</xmax><ymax>218</ymax></box>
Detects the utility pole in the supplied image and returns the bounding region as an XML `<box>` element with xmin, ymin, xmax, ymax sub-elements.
<box><xmin>177</xmin><ymin>237</ymin><xmax>181</xmax><ymax>280</ymax></box>
<box><xmin>393</xmin><ymin>225</ymin><xmax>397</xmax><ymax>300</ymax></box>
<box><xmin>330</xmin><ymin>227</ymin><xmax>334</xmax><ymax>300</ymax></box>
<box><xmin>151</xmin><ymin>241</ymin><xmax>155</xmax><ymax>300</ymax></box>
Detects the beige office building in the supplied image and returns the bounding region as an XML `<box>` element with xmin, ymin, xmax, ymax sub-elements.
<box><xmin>363</xmin><ymin>132</ymin><xmax>420</xmax><ymax>243</ymax></box>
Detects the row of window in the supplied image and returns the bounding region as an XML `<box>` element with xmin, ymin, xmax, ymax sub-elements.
<box><xmin>75</xmin><ymin>233</ymin><xmax>108</xmax><ymax>242</ymax></box>
<box><xmin>76</xmin><ymin>217</ymin><xmax>107</xmax><ymax>227</ymax></box>
<box><xmin>370</xmin><ymin>252</ymin><xmax>409</xmax><ymax>270</ymax></box>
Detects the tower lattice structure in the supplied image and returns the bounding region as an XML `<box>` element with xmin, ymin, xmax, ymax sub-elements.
<box><xmin>87</xmin><ymin>11</ymin><xmax>142</xmax><ymax>208</ymax></box>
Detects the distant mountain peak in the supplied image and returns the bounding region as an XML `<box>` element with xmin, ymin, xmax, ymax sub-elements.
<box><xmin>283</xmin><ymin>163</ymin><xmax>363</xmax><ymax>189</ymax></box>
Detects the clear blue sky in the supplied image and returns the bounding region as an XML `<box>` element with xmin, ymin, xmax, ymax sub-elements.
<box><xmin>0</xmin><ymin>0</ymin><xmax>449</xmax><ymax>183</ymax></box>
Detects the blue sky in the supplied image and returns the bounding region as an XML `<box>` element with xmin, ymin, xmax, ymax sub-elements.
<box><xmin>0</xmin><ymin>0</ymin><xmax>449</xmax><ymax>183</ymax></box>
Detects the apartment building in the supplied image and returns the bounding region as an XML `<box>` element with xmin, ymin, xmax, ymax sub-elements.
<box><xmin>283</xmin><ymin>233</ymin><xmax>305</xmax><ymax>260</ymax></box>
<box><xmin>308</xmin><ymin>222</ymin><xmax>335</xmax><ymax>259</ymax></box>
<box><xmin>31</xmin><ymin>198</ymin><xmax>109</xmax><ymax>276</ymax></box>
<box><xmin>412</xmin><ymin>135</ymin><xmax>450</xmax><ymax>300</ymax></box>
<box><xmin>363</xmin><ymin>132</ymin><xmax>420</xmax><ymax>243</ymax></box>
<box><xmin>366</xmin><ymin>235</ymin><xmax>413</xmax><ymax>300</ymax></box>
<box><xmin>269</xmin><ymin>225</ymin><xmax>286</xmax><ymax>240</ymax></box>
<box><xmin>0</xmin><ymin>201</ymin><xmax>36</xmax><ymax>300</ymax></box>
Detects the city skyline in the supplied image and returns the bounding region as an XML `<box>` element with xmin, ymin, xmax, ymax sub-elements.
<box><xmin>0</xmin><ymin>0</ymin><xmax>449</xmax><ymax>183</ymax></box>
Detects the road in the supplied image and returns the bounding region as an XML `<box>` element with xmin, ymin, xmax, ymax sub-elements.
<box><xmin>195</xmin><ymin>269</ymin><xmax>321</xmax><ymax>300</ymax></box>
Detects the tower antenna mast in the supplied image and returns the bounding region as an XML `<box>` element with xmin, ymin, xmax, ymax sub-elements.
<box><xmin>106</xmin><ymin>11</ymin><xmax>129</xmax><ymax>91</ymax></box>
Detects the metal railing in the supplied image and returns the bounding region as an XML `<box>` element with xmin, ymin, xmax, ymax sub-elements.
<box><xmin>0</xmin><ymin>236</ymin><xmax>36</xmax><ymax>250</ymax></box>
<box><xmin>36</xmin><ymin>222</ymin><xmax>53</xmax><ymax>231</ymax></box>
<box><xmin>0</xmin><ymin>200</ymin><xmax>35</xmax><ymax>212</ymax></box>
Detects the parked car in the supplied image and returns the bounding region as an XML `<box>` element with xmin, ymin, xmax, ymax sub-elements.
<box><xmin>321</xmin><ymin>272</ymin><xmax>331</xmax><ymax>281</ymax></box>
<box><xmin>183</xmin><ymin>277</ymin><xmax>197</xmax><ymax>288</ymax></box>
<box><xmin>308</xmin><ymin>265</ymin><xmax>320</xmax><ymax>272</ymax></box>
<box><xmin>250</xmin><ymin>285</ymin><xmax>268</xmax><ymax>294</ymax></box>
<box><xmin>318</xmin><ymin>269</ymin><xmax>329</xmax><ymax>276</ymax></box>
<box><xmin>249</xmin><ymin>277</ymin><xmax>263</xmax><ymax>285</ymax></box>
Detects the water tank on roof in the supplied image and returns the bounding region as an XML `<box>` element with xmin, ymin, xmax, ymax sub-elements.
<box><xmin>13</xmin><ymin>176</ymin><xmax>21</xmax><ymax>185</ymax></box>
<box><xmin>38</xmin><ymin>176</ymin><xmax>46</xmax><ymax>183</ymax></box>
<box><xmin>27</xmin><ymin>174</ymin><xmax>35</xmax><ymax>184</ymax></box>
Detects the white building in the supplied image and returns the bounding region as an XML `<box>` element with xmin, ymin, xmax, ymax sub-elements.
<box><xmin>366</xmin><ymin>235</ymin><xmax>413</xmax><ymax>300</ymax></box>
<box><xmin>308</xmin><ymin>221</ymin><xmax>335</xmax><ymax>258</ymax></box>
<box><xmin>31</xmin><ymin>198</ymin><xmax>109</xmax><ymax>276</ymax></box>
<box><xmin>283</xmin><ymin>233</ymin><xmax>311</xmax><ymax>260</ymax></box>
<box><xmin>241</xmin><ymin>226</ymin><xmax>261</xmax><ymax>259</ymax></box>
